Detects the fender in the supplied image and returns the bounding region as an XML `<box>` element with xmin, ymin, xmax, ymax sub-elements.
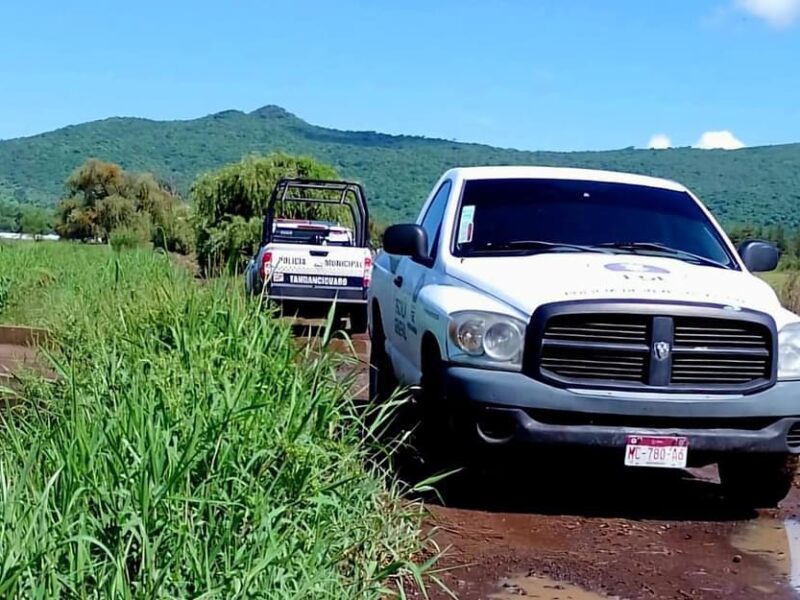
<box><xmin>396</xmin><ymin>282</ymin><xmax>527</xmax><ymax>384</ymax></box>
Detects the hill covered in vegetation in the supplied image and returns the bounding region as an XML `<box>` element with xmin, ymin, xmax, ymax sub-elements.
<box><xmin>1</xmin><ymin>105</ymin><xmax>799</xmax><ymax>226</ymax></box>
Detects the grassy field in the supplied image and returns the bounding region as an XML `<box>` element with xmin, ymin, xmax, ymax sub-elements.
<box><xmin>758</xmin><ymin>270</ymin><xmax>800</xmax><ymax>314</ymax></box>
<box><xmin>0</xmin><ymin>241</ymin><xmax>426</xmax><ymax>598</ymax></box>
<box><xmin>759</xmin><ymin>271</ymin><xmax>790</xmax><ymax>291</ymax></box>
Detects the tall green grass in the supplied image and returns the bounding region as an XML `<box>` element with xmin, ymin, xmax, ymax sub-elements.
<box><xmin>0</xmin><ymin>242</ymin><xmax>425</xmax><ymax>598</ymax></box>
<box><xmin>0</xmin><ymin>241</ymin><xmax>118</xmax><ymax>327</ymax></box>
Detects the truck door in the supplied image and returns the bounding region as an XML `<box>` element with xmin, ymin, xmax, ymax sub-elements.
<box><xmin>391</xmin><ymin>180</ymin><xmax>452</xmax><ymax>382</ymax></box>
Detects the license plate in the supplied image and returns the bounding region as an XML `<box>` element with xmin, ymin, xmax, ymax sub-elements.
<box><xmin>624</xmin><ymin>435</ymin><xmax>688</xmax><ymax>469</ymax></box>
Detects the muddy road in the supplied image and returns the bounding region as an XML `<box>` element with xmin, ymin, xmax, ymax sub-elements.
<box><xmin>416</xmin><ymin>468</ymin><xmax>800</xmax><ymax>599</ymax></box>
<box><xmin>335</xmin><ymin>332</ymin><xmax>800</xmax><ymax>600</ymax></box>
<box><xmin>0</xmin><ymin>325</ymin><xmax>53</xmax><ymax>386</ymax></box>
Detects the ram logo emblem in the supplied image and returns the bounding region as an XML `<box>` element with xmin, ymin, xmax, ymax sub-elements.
<box><xmin>653</xmin><ymin>341</ymin><xmax>671</xmax><ymax>361</ymax></box>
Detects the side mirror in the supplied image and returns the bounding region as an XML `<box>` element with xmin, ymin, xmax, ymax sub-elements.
<box><xmin>383</xmin><ymin>224</ymin><xmax>432</xmax><ymax>265</ymax></box>
<box><xmin>738</xmin><ymin>239</ymin><xmax>779</xmax><ymax>272</ymax></box>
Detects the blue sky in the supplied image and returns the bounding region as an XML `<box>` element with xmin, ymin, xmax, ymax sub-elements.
<box><xmin>1</xmin><ymin>0</ymin><xmax>798</xmax><ymax>151</ymax></box>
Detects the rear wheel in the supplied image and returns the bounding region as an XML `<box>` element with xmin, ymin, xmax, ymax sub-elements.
<box><xmin>718</xmin><ymin>454</ymin><xmax>798</xmax><ymax>508</ymax></box>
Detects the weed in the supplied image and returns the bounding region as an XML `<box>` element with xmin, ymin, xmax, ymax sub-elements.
<box><xmin>782</xmin><ymin>271</ymin><xmax>800</xmax><ymax>315</ymax></box>
<box><xmin>0</xmin><ymin>275</ymin><xmax>9</xmax><ymax>313</ymax></box>
<box><xmin>0</xmin><ymin>242</ymin><xmax>425</xmax><ymax>598</ymax></box>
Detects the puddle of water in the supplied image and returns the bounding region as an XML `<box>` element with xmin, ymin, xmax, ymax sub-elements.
<box><xmin>731</xmin><ymin>517</ymin><xmax>800</xmax><ymax>592</ymax></box>
<box><xmin>491</xmin><ymin>574</ymin><xmax>615</xmax><ymax>600</ymax></box>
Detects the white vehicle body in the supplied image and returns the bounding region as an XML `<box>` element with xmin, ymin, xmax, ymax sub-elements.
<box><xmin>261</xmin><ymin>220</ymin><xmax>372</xmax><ymax>304</ymax></box>
<box><xmin>244</xmin><ymin>178</ymin><xmax>374</xmax><ymax>333</ymax></box>
<box><xmin>368</xmin><ymin>166</ymin><xmax>800</xmax><ymax>506</ymax></box>
<box><xmin>371</xmin><ymin>167</ymin><xmax>797</xmax><ymax>384</ymax></box>
<box><xmin>248</xmin><ymin>219</ymin><xmax>372</xmax><ymax>303</ymax></box>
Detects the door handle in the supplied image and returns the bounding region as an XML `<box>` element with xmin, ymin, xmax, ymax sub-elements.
<box><xmin>393</xmin><ymin>275</ymin><xmax>404</xmax><ymax>288</ymax></box>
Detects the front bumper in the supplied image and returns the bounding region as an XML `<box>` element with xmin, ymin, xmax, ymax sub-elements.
<box><xmin>444</xmin><ymin>366</ymin><xmax>800</xmax><ymax>455</ymax></box>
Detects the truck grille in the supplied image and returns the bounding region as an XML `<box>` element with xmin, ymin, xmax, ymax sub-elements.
<box><xmin>531</xmin><ymin>308</ymin><xmax>774</xmax><ymax>393</ymax></box>
<box><xmin>544</xmin><ymin>317</ymin><xmax>648</xmax><ymax>344</ymax></box>
<box><xmin>673</xmin><ymin>318</ymin><xmax>769</xmax><ymax>347</ymax></box>
<box><xmin>540</xmin><ymin>349</ymin><xmax>647</xmax><ymax>382</ymax></box>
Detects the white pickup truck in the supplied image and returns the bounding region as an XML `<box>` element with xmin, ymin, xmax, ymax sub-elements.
<box><xmin>369</xmin><ymin>166</ymin><xmax>800</xmax><ymax>507</ymax></box>
<box><xmin>245</xmin><ymin>178</ymin><xmax>372</xmax><ymax>332</ymax></box>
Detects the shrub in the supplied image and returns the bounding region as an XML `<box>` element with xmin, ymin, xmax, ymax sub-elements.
<box><xmin>151</xmin><ymin>202</ymin><xmax>194</xmax><ymax>254</ymax></box>
<box><xmin>55</xmin><ymin>159</ymin><xmax>192</xmax><ymax>254</ymax></box>
<box><xmin>108</xmin><ymin>224</ymin><xmax>149</xmax><ymax>252</ymax></box>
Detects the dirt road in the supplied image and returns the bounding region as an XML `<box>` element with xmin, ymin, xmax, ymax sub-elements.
<box><xmin>416</xmin><ymin>468</ymin><xmax>800</xmax><ymax>599</ymax></box>
<box><xmin>340</xmin><ymin>333</ymin><xmax>800</xmax><ymax>600</ymax></box>
<box><xmin>0</xmin><ymin>325</ymin><xmax>53</xmax><ymax>386</ymax></box>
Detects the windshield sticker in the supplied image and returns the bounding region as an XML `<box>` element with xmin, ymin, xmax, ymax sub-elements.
<box><xmin>604</xmin><ymin>262</ymin><xmax>670</xmax><ymax>274</ymax></box>
<box><xmin>457</xmin><ymin>205</ymin><xmax>476</xmax><ymax>244</ymax></box>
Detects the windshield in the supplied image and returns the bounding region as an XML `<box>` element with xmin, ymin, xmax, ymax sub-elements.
<box><xmin>452</xmin><ymin>178</ymin><xmax>737</xmax><ymax>269</ymax></box>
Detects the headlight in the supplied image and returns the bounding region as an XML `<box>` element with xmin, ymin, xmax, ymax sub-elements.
<box><xmin>448</xmin><ymin>311</ymin><xmax>526</xmax><ymax>370</ymax></box>
<box><xmin>779</xmin><ymin>322</ymin><xmax>800</xmax><ymax>381</ymax></box>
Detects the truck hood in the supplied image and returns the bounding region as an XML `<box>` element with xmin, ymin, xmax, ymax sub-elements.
<box><xmin>446</xmin><ymin>253</ymin><xmax>784</xmax><ymax>317</ymax></box>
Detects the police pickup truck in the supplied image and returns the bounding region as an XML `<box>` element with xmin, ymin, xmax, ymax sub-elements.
<box><xmin>369</xmin><ymin>166</ymin><xmax>800</xmax><ymax>507</ymax></box>
<box><xmin>245</xmin><ymin>178</ymin><xmax>372</xmax><ymax>332</ymax></box>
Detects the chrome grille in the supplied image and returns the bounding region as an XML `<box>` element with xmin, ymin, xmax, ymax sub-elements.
<box><xmin>544</xmin><ymin>315</ymin><xmax>648</xmax><ymax>344</ymax></box>
<box><xmin>674</xmin><ymin>318</ymin><xmax>769</xmax><ymax>348</ymax></box>
<box><xmin>670</xmin><ymin>357</ymin><xmax>769</xmax><ymax>384</ymax></box>
<box><xmin>533</xmin><ymin>309</ymin><xmax>774</xmax><ymax>392</ymax></box>
<box><xmin>540</xmin><ymin>349</ymin><xmax>646</xmax><ymax>382</ymax></box>
<box><xmin>539</xmin><ymin>314</ymin><xmax>649</xmax><ymax>383</ymax></box>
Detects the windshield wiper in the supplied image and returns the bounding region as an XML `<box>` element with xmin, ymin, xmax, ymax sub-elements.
<box><xmin>593</xmin><ymin>241</ymin><xmax>729</xmax><ymax>269</ymax></box>
<box><xmin>472</xmin><ymin>240</ymin><xmax>613</xmax><ymax>255</ymax></box>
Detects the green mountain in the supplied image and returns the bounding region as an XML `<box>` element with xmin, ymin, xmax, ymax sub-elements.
<box><xmin>1</xmin><ymin>105</ymin><xmax>799</xmax><ymax>226</ymax></box>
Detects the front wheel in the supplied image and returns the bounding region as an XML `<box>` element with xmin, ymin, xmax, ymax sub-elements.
<box><xmin>414</xmin><ymin>343</ymin><xmax>474</xmax><ymax>489</ymax></box>
<box><xmin>718</xmin><ymin>454</ymin><xmax>798</xmax><ymax>508</ymax></box>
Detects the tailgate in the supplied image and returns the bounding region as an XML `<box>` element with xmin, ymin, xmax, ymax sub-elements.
<box><xmin>268</xmin><ymin>244</ymin><xmax>371</xmax><ymax>289</ymax></box>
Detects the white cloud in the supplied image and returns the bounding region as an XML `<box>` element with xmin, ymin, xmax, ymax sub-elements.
<box><xmin>694</xmin><ymin>130</ymin><xmax>746</xmax><ymax>150</ymax></box>
<box><xmin>647</xmin><ymin>134</ymin><xmax>672</xmax><ymax>149</ymax></box>
<box><xmin>737</xmin><ymin>0</ymin><xmax>800</xmax><ymax>28</ymax></box>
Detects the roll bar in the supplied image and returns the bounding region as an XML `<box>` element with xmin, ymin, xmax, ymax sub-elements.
<box><xmin>261</xmin><ymin>178</ymin><xmax>370</xmax><ymax>247</ymax></box>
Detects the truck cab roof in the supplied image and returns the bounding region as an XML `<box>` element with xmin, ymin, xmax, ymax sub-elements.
<box><xmin>442</xmin><ymin>166</ymin><xmax>687</xmax><ymax>193</ymax></box>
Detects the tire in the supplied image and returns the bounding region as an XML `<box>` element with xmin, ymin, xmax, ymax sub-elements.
<box><xmin>718</xmin><ymin>454</ymin><xmax>798</xmax><ymax>508</ymax></box>
<box><xmin>349</xmin><ymin>306</ymin><xmax>369</xmax><ymax>335</ymax></box>
<box><xmin>415</xmin><ymin>340</ymin><xmax>471</xmax><ymax>487</ymax></box>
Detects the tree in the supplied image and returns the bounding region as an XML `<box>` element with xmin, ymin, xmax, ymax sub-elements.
<box><xmin>55</xmin><ymin>197</ymin><xmax>97</xmax><ymax>240</ymax></box>
<box><xmin>0</xmin><ymin>199</ymin><xmax>21</xmax><ymax>232</ymax></box>
<box><xmin>0</xmin><ymin>199</ymin><xmax>53</xmax><ymax>235</ymax></box>
<box><xmin>66</xmin><ymin>159</ymin><xmax>125</xmax><ymax>205</ymax></box>
<box><xmin>772</xmin><ymin>225</ymin><xmax>788</xmax><ymax>254</ymax></box>
<box><xmin>18</xmin><ymin>206</ymin><xmax>51</xmax><ymax>240</ymax></box>
<box><xmin>54</xmin><ymin>159</ymin><xmax>192</xmax><ymax>252</ymax></box>
<box><xmin>191</xmin><ymin>153</ymin><xmax>342</xmax><ymax>274</ymax></box>
<box><xmin>791</xmin><ymin>229</ymin><xmax>800</xmax><ymax>258</ymax></box>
